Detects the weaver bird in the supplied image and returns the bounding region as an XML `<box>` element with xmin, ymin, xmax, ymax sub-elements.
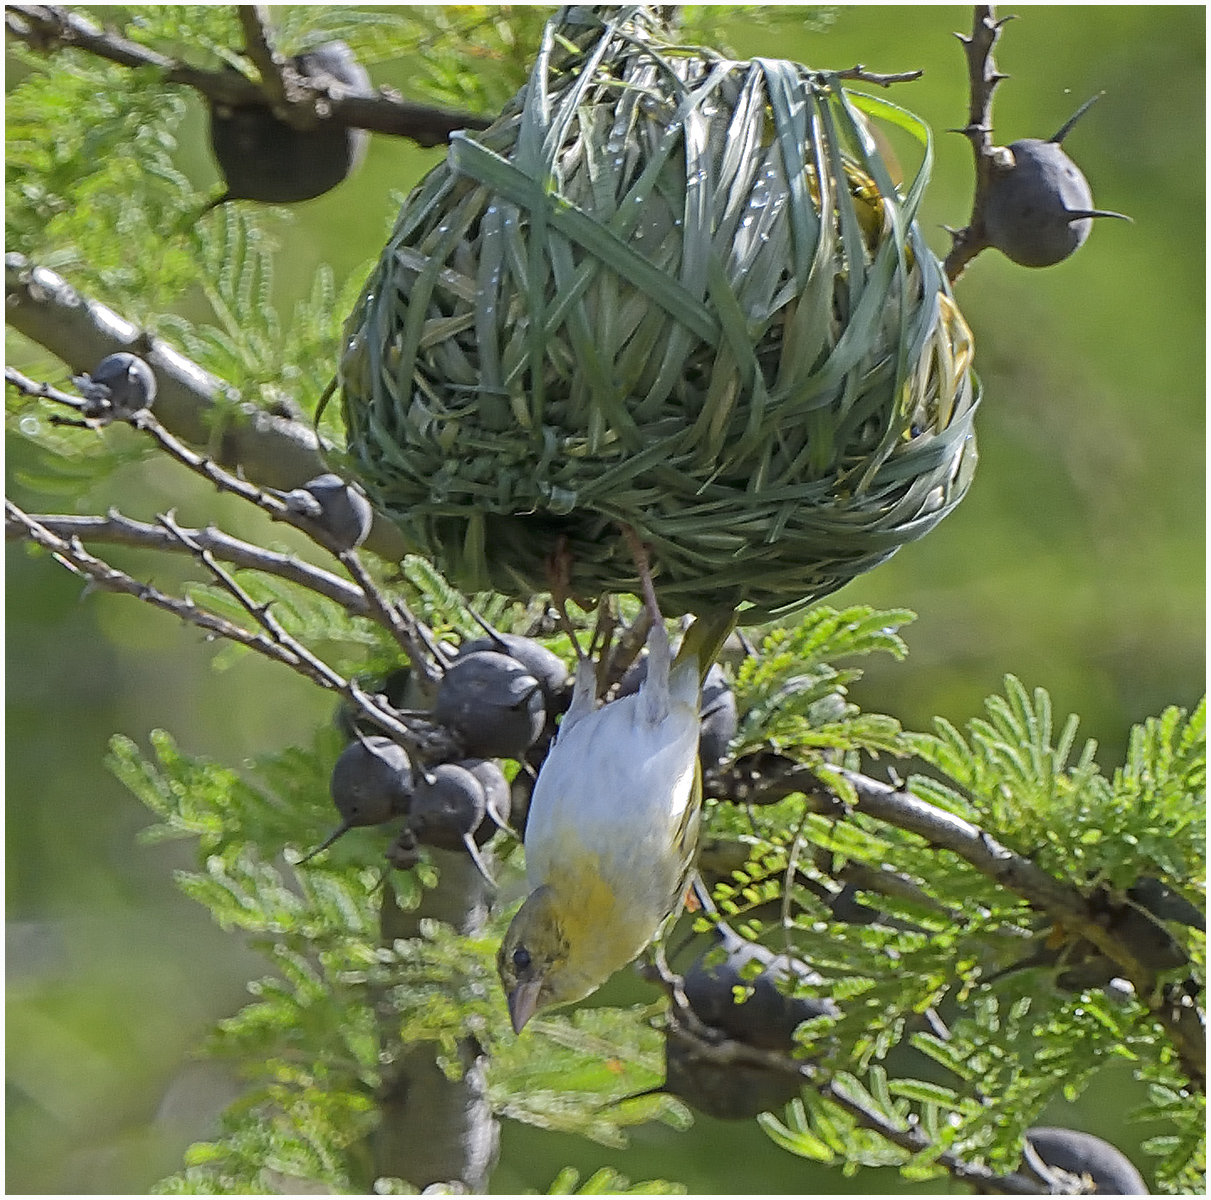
<box><xmin>498</xmin><ymin>537</ymin><xmax>731</xmax><ymax>1033</ymax></box>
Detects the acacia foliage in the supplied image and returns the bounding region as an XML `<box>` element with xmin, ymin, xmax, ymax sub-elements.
<box><xmin>5</xmin><ymin>5</ymin><xmax>1206</xmax><ymax>1195</ymax></box>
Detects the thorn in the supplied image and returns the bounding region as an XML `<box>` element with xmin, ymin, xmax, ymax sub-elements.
<box><xmin>465</xmin><ymin>605</ymin><xmax>503</xmax><ymax>644</ymax></box>
<box><xmin>1065</xmin><ymin>208</ymin><xmax>1132</xmax><ymax>223</ymax></box>
<box><xmin>295</xmin><ymin>819</ymin><xmax>354</xmax><ymax>864</ymax></box>
<box><xmin>463</xmin><ymin>833</ymin><xmax>496</xmax><ymax>887</ymax></box>
<box><xmin>1049</xmin><ymin>92</ymin><xmax>1104</xmax><ymax>144</ymax></box>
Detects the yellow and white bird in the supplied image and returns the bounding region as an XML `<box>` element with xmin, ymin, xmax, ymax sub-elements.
<box><xmin>497</xmin><ymin>610</ymin><xmax>701</xmax><ymax>1032</ymax></box>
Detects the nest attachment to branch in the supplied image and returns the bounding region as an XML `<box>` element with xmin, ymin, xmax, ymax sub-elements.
<box><xmin>341</xmin><ymin>6</ymin><xmax>979</xmax><ymax>621</ymax></box>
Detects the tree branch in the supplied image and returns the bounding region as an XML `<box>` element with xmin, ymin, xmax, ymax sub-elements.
<box><xmin>375</xmin><ymin>861</ymin><xmax>499</xmax><ymax>1191</ymax></box>
<box><xmin>16</xmin><ymin>361</ymin><xmax>449</xmax><ymax>680</ymax></box>
<box><xmin>4</xmin><ymin>3</ymin><xmax>492</xmax><ymax>147</ymax></box>
<box><xmin>661</xmin><ymin>1016</ymin><xmax>1047</xmax><ymax>1194</ymax></box>
<box><xmin>4</xmin><ymin>509</ymin><xmax>370</xmax><ymax>615</ymax></box>
<box><xmin>701</xmin><ymin>748</ymin><xmax>1203</xmax><ymax>1093</ymax></box>
<box><xmin>943</xmin><ymin>4</ymin><xmax>1011</xmax><ymax>281</ymax></box>
<box><xmin>5</xmin><ymin>254</ymin><xmax>409</xmax><ymax>560</ymax></box>
<box><xmin>833</xmin><ymin>64</ymin><xmax>924</xmax><ymax>88</ymax></box>
<box><xmin>6</xmin><ymin>499</ymin><xmax>456</xmax><ymax>760</ymax></box>
<box><xmin>237</xmin><ymin>4</ymin><xmax>287</xmax><ymax>106</ymax></box>
<box><xmin>841</xmin><ymin>768</ymin><xmax>1206</xmax><ymax>1091</ymax></box>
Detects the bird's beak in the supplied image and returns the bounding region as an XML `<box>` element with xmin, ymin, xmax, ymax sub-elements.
<box><xmin>507</xmin><ymin>977</ymin><xmax>543</xmax><ymax>1034</ymax></box>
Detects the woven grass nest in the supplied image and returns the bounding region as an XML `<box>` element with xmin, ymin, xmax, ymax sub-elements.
<box><xmin>341</xmin><ymin>7</ymin><xmax>979</xmax><ymax>621</ymax></box>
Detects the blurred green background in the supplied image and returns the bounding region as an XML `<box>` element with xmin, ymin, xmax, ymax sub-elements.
<box><xmin>6</xmin><ymin>6</ymin><xmax>1204</xmax><ymax>1193</ymax></box>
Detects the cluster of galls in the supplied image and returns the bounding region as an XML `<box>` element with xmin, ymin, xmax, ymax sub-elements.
<box><xmin>653</xmin><ymin>924</ymin><xmax>837</xmax><ymax>1122</ymax></box>
<box><xmin>309</xmin><ymin>631</ymin><xmax>567</xmax><ymax>876</ymax></box>
<box><xmin>649</xmin><ymin>926</ymin><xmax>1148</xmax><ymax>1191</ymax></box>
<box><xmin>311</xmin><ymin>629</ymin><xmax>741</xmax><ymax>880</ymax></box>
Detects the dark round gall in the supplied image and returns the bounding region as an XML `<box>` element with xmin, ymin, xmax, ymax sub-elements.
<box><xmin>1024</xmin><ymin>1127</ymin><xmax>1148</xmax><ymax>1195</ymax></box>
<box><xmin>409</xmin><ymin>762</ymin><xmax>487</xmax><ymax>852</ymax></box>
<box><xmin>456</xmin><ymin>633</ymin><xmax>569</xmax><ymax>708</ymax></box>
<box><xmin>73</xmin><ymin>353</ymin><xmax>157</xmax><ymax>419</ymax></box>
<box><xmin>208</xmin><ymin>41</ymin><xmax>370</xmax><ymax>204</ymax></box>
<box><xmin>683</xmin><ymin>924</ymin><xmax>837</xmax><ymax>1051</ymax></box>
<box><xmin>983</xmin><ymin>97</ymin><xmax>1128</xmax><ymax>268</ymax></box>
<box><xmin>984</xmin><ymin>140</ymin><xmax>1097</xmax><ymax>266</ymax></box>
<box><xmin>459</xmin><ymin>758</ymin><xmax>512</xmax><ymax>845</ymax></box>
<box><xmin>330</xmin><ymin>735</ymin><xmax>413</xmax><ymax>827</ymax></box>
<box><xmin>661</xmin><ymin>1027</ymin><xmax>803</xmax><ymax>1121</ymax></box>
<box><xmin>284</xmin><ymin>473</ymin><xmax>374</xmax><ymax>550</ymax></box>
<box><xmin>298</xmin><ymin>735</ymin><xmax>411</xmax><ymax>863</ymax></box>
<box><xmin>698</xmin><ymin>663</ymin><xmax>738</xmax><ymax>767</ymax></box>
<box><xmin>435</xmin><ymin>651</ymin><xmax>545</xmax><ymax>758</ymax></box>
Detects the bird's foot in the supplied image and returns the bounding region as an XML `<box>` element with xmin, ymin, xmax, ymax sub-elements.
<box><xmin>546</xmin><ymin>535</ymin><xmax>585</xmax><ymax>661</ymax></box>
<box><xmin>619</xmin><ymin>524</ymin><xmax>663</xmax><ymax>626</ymax></box>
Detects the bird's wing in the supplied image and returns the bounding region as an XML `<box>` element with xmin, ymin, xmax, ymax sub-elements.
<box><xmin>672</xmin><ymin>753</ymin><xmax>703</xmax><ymax>891</ymax></box>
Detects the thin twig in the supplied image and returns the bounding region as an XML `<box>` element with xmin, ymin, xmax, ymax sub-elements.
<box><xmin>841</xmin><ymin>768</ymin><xmax>1206</xmax><ymax>1090</ymax></box>
<box><xmin>706</xmin><ymin>750</ymin><xmax>848</xmax><ymax>815</ymax></box>
<box><xmin>7</xmin><ymin>500</ymin><xmax>456</xmax><ymax>758</ymax></box>
<box><xmin>4</xmin><ymin>509</ymin><xmax>369</xmax><ymax>614</ymax></box>
<box><xmin>9</xmin><ymin>501</ymin><xmax>308</xmax><ymax>668</ymax></box>
<box><xmin>131</xmin><ymin>408</ymin><xmax>302</xmax><ymax>520</ymax></box>
<box><xmin>601</xmin><ymin>605</ymin><xmax>653</xmax><ymax>695</ymax></box>
<box><xmin>153</xmin><ymin>511</ymin><xmax>450</xmax><ymax>755</ymax></box>
<box><xmin>4</xmin><ymin>3</ymin><xmax>492</xmax><ymax>146</ymax></box>
<box><xmin>338</xmin><ymin>550</ymin><xmax>445</xmax><ymax>684</ymax></box>
<box><xmin>833</xmin><ymin>64</ymin><xmax>924</xmax><ymax>88</ymax></box>
<box><xmin>237</xmin><ymin>5</ymin><xmax>286</xmax><ymax>105</ymax></box>
<box><xmin>8</xmin><ymin>364</ymin><xmax>442</xmax><ymax>678</ymax></box>
<box><xmin>5</xmin><ymin>364</ymin><xmax>88</xmax><ymax>411</ymax></box>
<box><xmin>157</xmin><ymin>510</ymin><xmax>346</xmax><ymax>687</ymax></box>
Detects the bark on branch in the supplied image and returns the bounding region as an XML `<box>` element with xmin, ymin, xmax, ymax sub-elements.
<box><xmin>4</xmin><ymin>3</ymin><xmax>492</xmax><ymax>146</ymax></box>
<box><xmin>5</xmin><ymin>254</ymin><xmax>409</xmax><ymax>560</ymax></box>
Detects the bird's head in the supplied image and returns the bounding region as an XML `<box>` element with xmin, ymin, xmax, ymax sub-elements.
<box><xmin>497</xmin><ymin>884</ymin><xmax>593</xmax><ymax>1032</ymax></box>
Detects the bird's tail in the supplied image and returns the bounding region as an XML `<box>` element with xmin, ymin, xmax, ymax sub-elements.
<box><xmin>675</xmin><ymin>607</ymin><xmax>738</xmax><ymax>686</ymax></box>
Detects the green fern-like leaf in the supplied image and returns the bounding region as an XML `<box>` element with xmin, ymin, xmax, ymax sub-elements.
<box><xmin>489</xmin><ymin>1005</ymin><xmax>685</xmax><ymax>1148</ymax></box>
<box><xmin>731</xmin><ymin>606</ymin><xmax>912</xmax><ymax>758</ymax></box>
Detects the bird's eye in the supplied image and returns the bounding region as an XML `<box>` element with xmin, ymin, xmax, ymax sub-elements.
<box><xmin>512</xmin><ymin>946</ymin><xmax>532</xmax><ymax>971</ymax></box>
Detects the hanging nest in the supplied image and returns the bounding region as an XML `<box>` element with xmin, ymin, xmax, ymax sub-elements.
<box><xmin>341</xmin><ymin>7</ymin><xmax>978</xmax><ymax>621</ymax></box>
